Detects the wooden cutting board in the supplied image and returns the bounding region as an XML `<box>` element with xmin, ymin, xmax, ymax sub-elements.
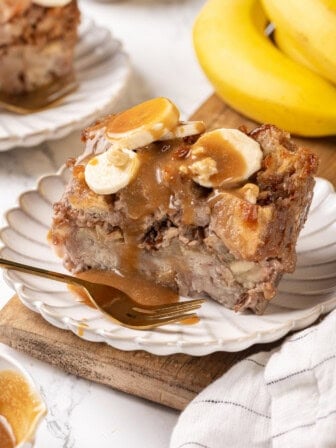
<box><xmin>0</xmin><ymin>95</ymin><xmax>335</xmax><ymax>411</ymax></box>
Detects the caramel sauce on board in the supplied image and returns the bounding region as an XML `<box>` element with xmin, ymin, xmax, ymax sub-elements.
<box><xmin>0</xmin><ymin>371</ymin><xmax>43</xmax><ymax>448</ymax></box>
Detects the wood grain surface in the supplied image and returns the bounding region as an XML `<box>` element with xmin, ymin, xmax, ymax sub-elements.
<box><xmin>0</xmin><ymin>94</ymin><xmax>335</xmax><ymax>411</ymax></box>
<box><xmin>0</xmin><ymin>297</ymin><xmax>282</xmax><ymax>411</ymax></box>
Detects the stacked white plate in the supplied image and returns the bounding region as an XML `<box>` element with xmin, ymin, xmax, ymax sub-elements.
<box><xmin>0</xmin><ymin>18</ymin><xmax>131</xmax><ymax>151</ymax></box>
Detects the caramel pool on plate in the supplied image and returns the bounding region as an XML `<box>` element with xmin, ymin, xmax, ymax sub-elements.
<box><xmin>71</xmin><ymin>269</ymin><xmax>179</xmax><ymax>308</ymax></box>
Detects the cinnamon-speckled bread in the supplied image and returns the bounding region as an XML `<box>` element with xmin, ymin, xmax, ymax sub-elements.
<box><xmin>0</xmin><ymin>0</ymin><xmax>80</xmax><ymax>95</ymax></box>
<box><xmin>50</xmin><ymin>122</ymin><xmax>318</xmax><ymax>314</ymax></box>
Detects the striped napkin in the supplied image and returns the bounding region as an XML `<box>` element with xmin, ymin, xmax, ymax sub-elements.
<box><xmin>170</xmin><ymin>310</ymin><xmax>336</xmax><ymax>448</ymax></box>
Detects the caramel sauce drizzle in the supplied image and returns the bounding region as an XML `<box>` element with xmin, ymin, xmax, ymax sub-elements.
<box><xmin>119</xmin><ymin>140</ymin><xmax>198</xmax><ymax>228</ymax></box>
<box><xmin>105</xmin><ymin>98</ymin><xmax>179</xmax><ymax>141</ymax></box>
<box><xmin>108</xmin><ymin>101</ymin><xmax>162</xmax><ymax>134</ymax></box>
<box><xmin>190</xmin><ymin>132</ymin><xmax>247</xmax><ymax>186</ymax></box>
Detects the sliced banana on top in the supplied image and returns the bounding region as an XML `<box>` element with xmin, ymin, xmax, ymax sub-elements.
<box><xmin>85</xmin><ymin>147</ymin><xmax>140</xmax><ymax>195</ymax></box>
<box><xmin>187</xmin><ymin>129</ymin><xmax>263</xmax><ymax>188</ymax></box>
<box><xmin>105</xmin><ymin>98</ymin><xmax>180</xmax><ymax>150</ymax></box>
<box><xmin>159</xmin><ymin>121</ymin><xmax>206</xmax><ymax>140</ymax></box>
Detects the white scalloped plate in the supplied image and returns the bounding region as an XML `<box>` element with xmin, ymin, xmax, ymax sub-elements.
<box><xmin>0</xmin><ymin>18</ymin><xmax>131</xmax><ymax>151</ymax></box>
<box><xmin>1</xmin><ymin>173</ymin><xmax>336</xmax><ymax>355</ymax></box>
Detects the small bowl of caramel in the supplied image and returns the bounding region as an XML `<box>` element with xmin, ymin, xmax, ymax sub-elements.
<box><xmin>0</xmin><ymin>351</ymin><xmax>46</xmax><ymax>448</ymax></box>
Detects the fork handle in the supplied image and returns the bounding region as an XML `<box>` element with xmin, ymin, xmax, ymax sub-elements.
<box><xmin>0</xmin><ymin>257</ymin><xmax>86</xmax><ymax>287</ymax></box>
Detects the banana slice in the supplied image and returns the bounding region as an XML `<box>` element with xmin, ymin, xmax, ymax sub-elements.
<box><xmin>188</xmin><ymin>129</ymin><xmax>263</xmax><ymax>188</ymax></box>
<box><xmin>159</xmin><ymin>121</ymin><xmax>206</xmax><ymax>140</ymax></box>
<box><xmin>33</xmin><ymin>0</ymin><xmax>72</xmax><ymax>6</ymax></box>
<box><xmin>85</xmin><ymin>147</ymin><xmax>140</xmax><ymax>195</ymax></box>
<box><xmin>105</xmin><ymin>98</ymin><xmax>180</xmax><ymax>150</ymax></box>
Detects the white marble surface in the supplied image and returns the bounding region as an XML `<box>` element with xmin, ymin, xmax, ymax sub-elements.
<box><xmin>0</xmin><ymin>0</ymin><xmax>211</xmax><ymax>446</ymax></box>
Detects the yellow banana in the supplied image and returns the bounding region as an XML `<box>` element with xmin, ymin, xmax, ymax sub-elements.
<box><xmin>261</xmin><ymin>0</ymin><xmax>336</xmax><ymax>85</ymax></box>
<box><xmin>321</xmin><ymin>0</ymin><xmax>336</xmax><ymax>11</ymax></box>
<box><xmin>193</xmin><ymin>0</ymin><xmax>336</xmax><ymax>136</ymax></box>
<box><xmin>274</xmin><ymin>29</ymin><xmax>317</xmax><ymax>74</ymax></box>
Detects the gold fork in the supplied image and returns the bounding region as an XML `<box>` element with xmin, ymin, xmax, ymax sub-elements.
<box><xmin>0</xmin><ymin>258</ymin><xmax>204</xmax><ymax>330</ymax></box>
<box><xmin>0</xmin><ymin>74</ymin><xmax>78</xmax><ymax>114</ymax></box>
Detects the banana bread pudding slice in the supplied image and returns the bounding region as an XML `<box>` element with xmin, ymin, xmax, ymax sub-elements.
<box><xmin>0</xmin><ymin>0</ymin><xmax>80</xmax><ymax>95</ymax></box>
<box><xmin>50</xmin><ymin>99</ymin><xmax>318</xmax><ymax>314</ymax></box>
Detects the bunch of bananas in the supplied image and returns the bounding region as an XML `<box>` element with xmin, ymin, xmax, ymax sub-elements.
<box><xmin>193</xmin><ymin>0</ymin><xmax>336</xmax><ymax>136</ymax></box>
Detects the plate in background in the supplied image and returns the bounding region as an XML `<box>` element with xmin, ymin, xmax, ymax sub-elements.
<box><xmin>0</xmin><ymin>18</ymin><xmax>131</xmax><ymax>151</ymax></box>
<box><xmin>1</xmin><ymin>172</ymin><xmax>336</xmax><ymax>355</ymax></box>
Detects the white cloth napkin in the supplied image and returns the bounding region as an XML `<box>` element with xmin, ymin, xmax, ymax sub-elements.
<box><xmin>170</xmin><ymin>310</ymin><xmax>336</xmax><ymax>448</ymax></box>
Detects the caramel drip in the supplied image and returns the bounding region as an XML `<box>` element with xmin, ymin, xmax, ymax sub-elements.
<box><xmin>0</xmin><ymin>371</ymin><xmax>43</xmax><ymax>445</ymax></box>
<box><xmin>119</xmin><ymin>140</ymin><xmax>197</xmax><ymax>231</ymax></box>
<box><xmin>71</xmin><ymin>269</ymin><xmax>179</xmax><ymax>307</ymax></box>
<box><xmin>118</xmin><ymin>144</ymin><xmax>172</xmax><ymax>222</ymax></box>
<box><xmin>77</xmin><ymin>321</ymin><xmax>88</xmax><ymax>337</ymax></box>
<box><xmin>181</xmin><ymin>316</ymin><xmax>200</xmax><ymax>326</ymax></box>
